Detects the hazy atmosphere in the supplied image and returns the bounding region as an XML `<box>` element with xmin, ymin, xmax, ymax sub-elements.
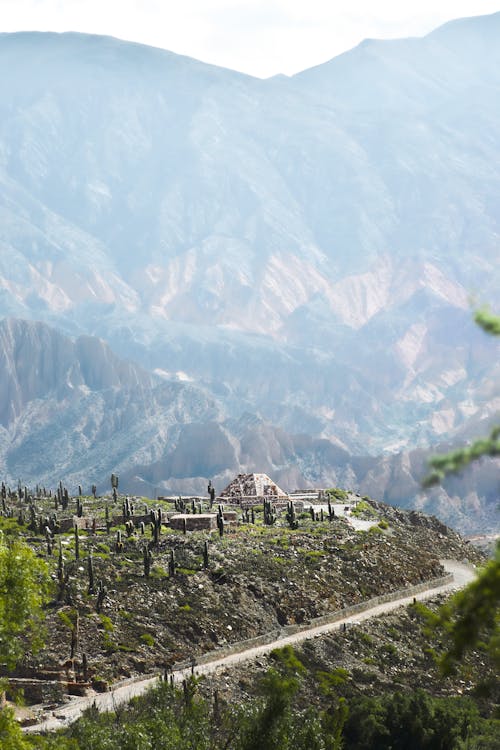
<box><xmin>2</xmin><ymin>0</ymin><xmax>500</xmax><ymax>76</ymax></box>
<box><xmin>0</xmin><ymin>2</ymin><xmax>499</xmax><ymax>745</ymax></box>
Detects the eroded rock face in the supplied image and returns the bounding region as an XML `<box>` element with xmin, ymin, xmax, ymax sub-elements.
<box><xmin>0</xmin><ymin>23</ymin><xmax>499</xmax><ymax>463</ymax></box>
<box><xmin>0</xmin><ymin>318</ymin><xmax>497</xmax><ymax>534</ymax></box>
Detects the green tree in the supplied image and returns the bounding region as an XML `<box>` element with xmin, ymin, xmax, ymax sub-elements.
<box><xmin>423</xmin><ymin>307</ymin><xmax>500</xmax><ymax>670</ymax></box>
<box><xmin>0</xmin><ymin>533</ymin><xmax>51</xmax><ymax>669</ymax></box>
<box><xmin>0</xmin><ymin>705</ymin><xmax>31</xmax><ymax>750</ymax></box>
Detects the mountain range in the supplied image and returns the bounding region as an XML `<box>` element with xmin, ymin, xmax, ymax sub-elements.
<box><xmin>0</xmin><ymin>14</ymin><xmax>499</xmax><ymax>533</ymax></box>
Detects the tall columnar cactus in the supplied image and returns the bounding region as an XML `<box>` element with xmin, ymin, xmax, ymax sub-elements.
<box><xmin>217</xmin><ymin>507</ymin><xmax>224</xmax><ymax>537</ymax></box>
<box><xmin>125</xmin><ymin>520</ymin><xmax>135</xmax><ymax>537</ymax></box>
<box><xmin>76</xmin><ymin>497</ymin><xmax>83</xmax><ymax>518</ymax></box>
<box><xmin>111</xmin><ymin>473</ymin><xmax>119</xmax><ymax>491</ymax></box>
<box><xmin>74</xmin><ymin>523</ymin><xmax>80</xmax><ymax>560</ymax></box>
<box><xmin>310</xmin><ymin>506</ymin><xmax>315</xmax><ymax>521</ymax></box>
<box><xmin>70</xmin><ymin>612</ymin><xmax>79</xmax><ymax>659</ymax></box>
<box><xmin>143</xmin><ymin>546</ymin><xmax>153</xmax><ymax>577</ymax></box>
<box><xmin>105</xmin><ymin>505</ymin><xmax>111</xmax><ymax>533</ymax></box>
<box><xmin>78</xmin><ymin>485</ymin><xmax>82</xmax><ymax>497</ymax></box>
<box><xmin>96</xmin><ymin>580</ymin><xmax>107</xmax><ymax>614</ymax></box>
<box><xmin>57</xmin><ymin>541</ymin><xmax>64</xmax><ymax>581</ymax></box>
<box><xmin>263</xmin><ymin>498</ymin><xmax>276</xmax><ymax>526</ymax></box>
<box><xmin>286</xmin><ymin>500</ymin><xmax>298</xmax><ymax>529</ymax></box>
<box><xmin>115</xmin><ymin>530</ymin><xmax>123</xmax><ymax>553</ymax></box>
<box><xmin>82</xmin><ymin>653</ymin><xmax>88</xmax><ymax>682</ymax></box>
<box><xmin>328</xmin><ymin>499</ymin><xmax>335</xmax><ymax>521</ymax></box>
<box><xmin>168</xmin><ymin>549</ymin><xmax>176</xmax><ymax>577</ymax></box>
<box><xmin>91</xmin><ymin>484</ymin><xmax>97</xmax><ymax>499</ymax></box>
<box><xmin>123</xmin><ymin>497</ymin><xmax>131</xmax><ymax>519</ymax></box>
<box><xmin>87</xmin><ymin>550</ymin><xmax>95</xmax><ymax>594</ymax></box>
<box><xmin>203</xmin><ymin>540</ymin><xmax>209</xmax><ymax>569</ymax></box>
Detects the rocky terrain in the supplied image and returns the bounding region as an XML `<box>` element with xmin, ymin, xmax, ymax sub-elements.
<box><xmin>195</xmin><ymin>592</ymin><xmax>499</xmax><ymax>716</ymax></box>
<box><xmin>0</xmin><ymin>485</ymin><xmax>483</xmax><ymax>708</ymax></box>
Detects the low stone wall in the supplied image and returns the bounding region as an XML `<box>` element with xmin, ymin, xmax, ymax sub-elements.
<box><xmin>169</xmin><ymin>514</ymin><xmax>218</xmax><ymax>532</ymax></box>
<box><xmin>175</xmin><ymin>573</ymin><xmax>453</xmax><ymax>670</ymax></box>
<box><xmin>6</xmin><ymin>678</ymin><xmax>64</xmax><ymax>705</ymax></box>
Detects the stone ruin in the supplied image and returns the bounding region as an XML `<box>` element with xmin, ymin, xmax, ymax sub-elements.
<box><xmin>220</xmin><ymin>473</ymin><xmax>288</xmax><ymax>506</ymax></box>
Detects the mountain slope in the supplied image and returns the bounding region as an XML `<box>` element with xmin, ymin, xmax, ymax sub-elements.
<box><xmin>0</xmin><ymin>17</ymin><xmax>499</xmax><ymax>530</ymax></box>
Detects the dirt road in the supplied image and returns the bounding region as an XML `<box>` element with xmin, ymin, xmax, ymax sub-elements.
<box><xmin>24</xmin><ymin>559</ymin><xmax>475</xmax><ymax>734</ymax></box>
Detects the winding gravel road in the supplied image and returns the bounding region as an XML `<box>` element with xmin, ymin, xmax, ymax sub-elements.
<box><xmin>24</xmin><ymin>559</ymin><xmax>475</xmax><ymax>734</ymax></box>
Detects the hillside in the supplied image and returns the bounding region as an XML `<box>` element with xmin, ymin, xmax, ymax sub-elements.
<box><xmin>0</xmin><ymin>487</ymin><xmax>481</xmax><ymax>699</ymax></box>
<box><xmin>3</xmin><ymin>488</ymin><xmax>498</xmax><ymax>750</ymax></box>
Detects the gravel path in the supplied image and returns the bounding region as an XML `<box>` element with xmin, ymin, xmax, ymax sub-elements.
<box><xmin>24</xmin><ymin>559</ymin><xmax>475</xmax><ymax>734</ymax></box>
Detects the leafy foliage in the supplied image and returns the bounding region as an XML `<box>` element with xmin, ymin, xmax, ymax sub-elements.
<box><xmin>422</xmin><ymin>308</ymin><xmax>500</xmax><ymax>674</ymax></box>
<box><xmin>0</xmin><ymin>534</ymin><xmax>51</xmax><ymax>669</ymax></box>
<box><xmin>423</xmin><ymin>426</ymin><xmax>500</xmax><ymax>488</ymax></box>
<box><xmin>435</xmin><ymin>544</ymin><xmax>500</xmax><ymax>672</ymax></box>
<box><xmin>23</xmin><ymin>678</ymin><xmax>500</xmax><ymax>750</ymax></box>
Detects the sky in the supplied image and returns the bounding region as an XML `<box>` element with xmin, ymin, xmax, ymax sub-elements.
<box><xmin>1</xmin><ymin>0</ymin><xmax>500</xmax><ymax>78</ymax></box>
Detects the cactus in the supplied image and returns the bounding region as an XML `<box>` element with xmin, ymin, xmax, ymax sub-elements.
<box><xmin>168</xmin><ymin>549</ymin><xmax>176</xmax><ymax>577</ymax></box>
<box><xmin>91</xmin><ymin>484</ymin><xmax>97</xmax><ymax>499</ymax></box>
<box><xmin>74</xmin><ymin>523</ymin><xmax>80</xmax><ymax>560</ymax></box>
<box><xmin>115</xmin><ymin>530</ymin><xmax>123</xmax><ymax>553</ymax></box>
<box><xmin>76</xmin><ymin>497</ymin><xmax>83</xmax><ymax>518</ymax></box>
<box><xmin>111</xmin><ymin>473</ymin><xmax>119</xmax><ymax>490</ymax></box>
<box><xmin>70</xmin><ymin>612</ymin><xmax>79</xmax><ymax>659</ymax></box>
<box><xmin>87</xmin><ymin>550</ymin><xmax>95</xmax><ymax>594</ymax></box>
<box><xmin>57</xmin><ymin>542</ymin><xmax>68</xmax><ymax>602</ymax></box>
<box><xmin>82</xmin><ymin>653</ymin><xmax>88</xmax><ymax>682</ymax></box>
<box><xmin>320</xmin><ymin>508</ymin><xmax>324</xmax><ymax>522</ymax></box>
<box><xmin>57</xmin><ymin>541</ymin><xmax>65</xmax><ymax>581</ymax></box>
<box><xmin>182</xmin><ymin>517</ymin><xmax>187</xmax><ymax>535</ymax></box>
<box><xmin>328</xmin><ymin>499</ymin><xmax>335</xmax><ymax>521</ymax></box>
<box><xmin>125</xmin><ymin>519</ymin><xmax>135</xmax><ymax>537</ymax></box>
<box><xmin>123</xmin><ymin>497</ymin><xmax>131</xmax><ymax>519</ymax></box>
<box><xmin>203</xmin><ymin>540</ymin><xmax>209</xmax><ymax>569</ymax></box>
<box><xmin>78</xmin><ymin>485</ymin><xmax>82</xmax><ymax>497</ymax></box>
<box><xmin>286</xmin><ymin>500</ymin><xmax>298</xmax><ymax>529</ymax></box>
<box><xmin>143</xmin><ymin>546</ymin><xmax>153</xmax><ymax>577</ymax></box>
<box><xmin>263</xmin><ymin>498</ymin><xmax>276</xmax><ymax>526</ymax></box>
<box><xmin>96</xmin><ymin>580</ymin><xmax>107</xmax><ymax>613</ymax></box>
<box><xmin>140</xmin><ymin>521</ymin><xmax>145</xmax><ymax>535</ymax></box>
<box><xmin>217</xmin><ymin>507</ymin><xmax>224</xmax><ymax>537</ymax></box>
<box><xmin>105</xmin><ymin>505</ymin><xmax>111</xmax><ymax>533</ymax></box>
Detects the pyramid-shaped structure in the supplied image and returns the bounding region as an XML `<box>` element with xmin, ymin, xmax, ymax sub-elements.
<box><xmin>220</xmin><ymin>473</ymin><xmax>288</xmax><ymax>501</ymax></box>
